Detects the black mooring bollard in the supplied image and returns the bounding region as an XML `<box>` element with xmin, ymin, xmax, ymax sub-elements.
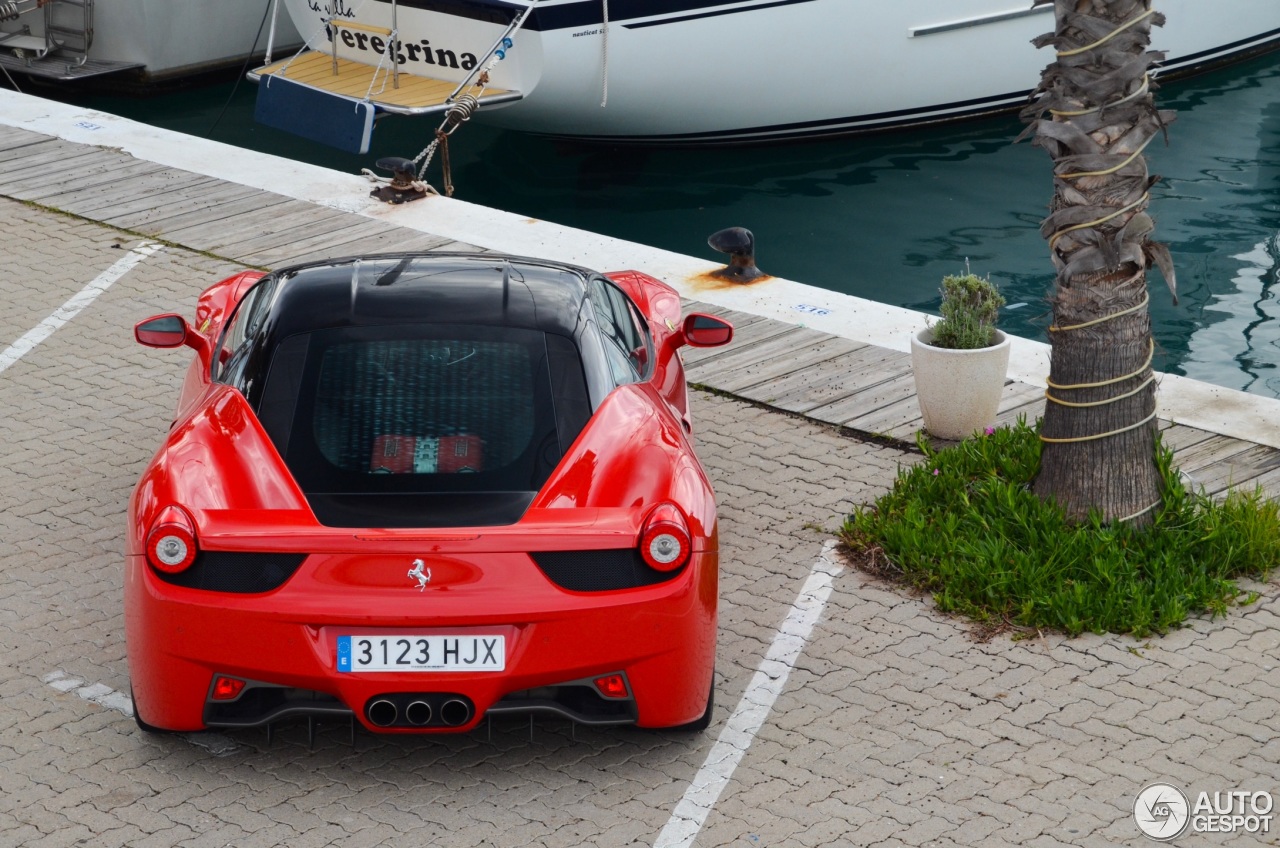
<box><xmin>707</xmin><ymin>227</ymin><xmax>764</xmax><ymax>282</ymax></box>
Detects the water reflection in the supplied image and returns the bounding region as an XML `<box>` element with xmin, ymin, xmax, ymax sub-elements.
<box><xmin>478</xmin><ymin>52</ymin><xmax>1280</xmax><ymax>397</ymax></box>
<box><xmin>1153</xmin><ymin>76</ymin><xmax>1280</xmax><ymax>394</ymax></box>
<box><xmin>1176</xmin><ymin>93</ymin><xmax>1280</xmax><ymax>395</ymax></box>
<box><xmin>42</xmin><ymin>48</ymin><xmax>1280</xmax><ymax>397</ymax></box>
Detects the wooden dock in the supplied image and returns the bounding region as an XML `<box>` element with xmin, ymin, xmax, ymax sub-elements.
<box><xmin>2</xmin><ymin>121</ymin><xmax>1277</xmax><ymax>501</ymax></box>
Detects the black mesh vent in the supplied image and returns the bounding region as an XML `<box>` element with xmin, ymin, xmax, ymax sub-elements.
<box><xmin>312</xmin><ymin>338</ymin><xmax>534</xmax><ymax>476</ymax></box>
<box><xmin>154</xmin><ymin>552</ymin><xmax>308</xmax><ymax>593</ymax></box>
<box><xmin>531</xmin><ymin>549</ymin><xmax>680</xmax><ymax>592</ymax></box>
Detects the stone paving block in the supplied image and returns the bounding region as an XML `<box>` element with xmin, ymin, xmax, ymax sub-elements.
<box><xmin>1</xmin><ymin>173</ymin><xmax>1279</xmax><ymax>848</ymax></box>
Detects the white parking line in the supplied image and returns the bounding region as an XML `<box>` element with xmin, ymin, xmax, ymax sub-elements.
<box><xmin>0</xmin><ymin>241</ymin><xmax>162</xmax><ymax>375</ymax></box>
<box><xmin>655</xmin><ymin>541</ymin><xmax>844</xmax><ymax>848</ymax></box>
<box><xmin>43</xmin><ymin>670</ymin><xmax>245</xmax><ymax>756</ymax></box>
<box><xmin>43</xmin><ymin>669</ymin><xmax>134</xmax><ymax>715</ymax></box>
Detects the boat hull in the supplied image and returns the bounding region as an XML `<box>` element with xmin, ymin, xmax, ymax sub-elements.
<box><xmin>1</xmin><ymin>0</ymin><xmax>301</xmax><ymax>83</ymax></box>
<box><xmin>273</xmin><ymin>0</ymin><xmax>1280</xmax><ymax>143</ymax></box>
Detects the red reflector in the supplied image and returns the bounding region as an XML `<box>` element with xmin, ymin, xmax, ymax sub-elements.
<box><xmin>212</xmin><ymin>676</ymin><xmax>246</xmax><ymax>701</ymax></box>
<box><xmin>593</xmin><ymin>674</ymin><xmax>629</xmax><ymax>699</ymax></box>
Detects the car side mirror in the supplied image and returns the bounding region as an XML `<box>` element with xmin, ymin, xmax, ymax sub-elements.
<box><xmin>681</xmin><ymin>313</ymin><xmax>734</xmax><ymax>348</ymax></box>
<box><xmin>135</xmin><ymin>313</ymin><xmax>211</xmax><ymax>359</ymax></box>
<box><xmin>135</xmin><ymin>314</ymin><xmax>189</xmax><ymax>348</ymax></box>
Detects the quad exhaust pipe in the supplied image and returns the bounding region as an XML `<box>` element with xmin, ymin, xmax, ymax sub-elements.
<box><xmin>405</xmin><ymin>700</ymin><xmax>432</xmax><ymax>726</ymax></box>
<box><xmin>440</xmin><ymin>698</ymin><xmax>471</xmax><ymax>727</ymax></box>
<box><xmin>367</xmin><ymin>699</ymin><xmax>398</xmax><ymax>727</ymax></box>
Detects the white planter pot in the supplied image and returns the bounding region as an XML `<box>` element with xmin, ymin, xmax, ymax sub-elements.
<box><xmin>910</xmin><ymin>327</ymin><xmax>1011</xmax><ymax>440</ymax></box>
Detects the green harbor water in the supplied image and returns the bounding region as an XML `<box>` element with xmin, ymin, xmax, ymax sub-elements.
<box><xmin>35</xmin><ymin>49</ymin><xmax>1280</xmax><ymax>398</ymax></box>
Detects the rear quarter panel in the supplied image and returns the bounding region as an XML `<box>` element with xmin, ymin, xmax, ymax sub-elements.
<box><xmin>130</xmin><ymin>385</ymin><xmax>310</xmax><ymax>555</ymax></box>
<box><xmin>532</xmin><ymin>384</ymin><xmax>717</xmax><ymax>547</ymax></box>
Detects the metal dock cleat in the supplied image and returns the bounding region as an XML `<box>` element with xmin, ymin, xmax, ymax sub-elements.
<box><xmin>707</xmin><ymin>227</ymin><xmax>764</xmax><ymax>282</ymax></box>
<box><xmin>367</xmin><ymin>156</ymin><xmax>436</xmax><ymax>204</ymax></box>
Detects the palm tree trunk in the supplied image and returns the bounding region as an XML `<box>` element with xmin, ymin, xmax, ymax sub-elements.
<box><xmin>1022</xmin><ymin>0</ymin><xmax>1177</xmax><ymax>525</ymax></box>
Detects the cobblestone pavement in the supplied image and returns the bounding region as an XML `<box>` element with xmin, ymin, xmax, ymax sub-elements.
<box><xmin>0</xmin><ymin>196</ymin><xmax>1277</xmax><ymax>848</ymax></box>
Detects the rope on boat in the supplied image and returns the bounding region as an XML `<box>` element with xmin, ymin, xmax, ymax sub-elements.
<box><xmin>408</xmin><ymin>93</ymin><xmax>482</xmax><ymax>196</ymax></box>
<box><xmin>0</xmin><ymin>0</ymin><xmax>45</xmax><ymax>22</ymax></box>
<box><xmin>361</xmin><ymin>28</ymin><xmax>400</xmax><ymax>102</ymax></box>
<box><xmin>407</xmin><ymin>23</ymin><xmax>518</xmax><ymax>196</ymax></box>
<box><xmin>271</xmin><ymin>0</ymin><xmax>377</xmax><ymax>83</ymax></box>
<box><xmin>382</xmin><ymin>1</ymin><xmax>533</xmax><ymax>196</ymax></box>
<box><xmin>600</xmin><ymin>0</ymin><xmax>610</xmax><ymax>107</ymax></box>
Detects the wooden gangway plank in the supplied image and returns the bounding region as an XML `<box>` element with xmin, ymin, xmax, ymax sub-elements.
<box><xmin>105</xmin><ymin>184</ymin><xmax>284</xmax><ymax>232</ymax></box>
<box><xmin>809</xmin><ymin>369</ymin><xmax>916</xmax><ymax>427</ymax></box>
<box><xmin>0</xmin><ymin>124</ymin><xmax>45</xmax><ymax>147</ymax></box>
<box><xmin>0</xmin><ymin>145</ymin><xmax>121</xmax><ymax>190</ymax></box>
<box><xmin>28</xmin><ymin>162</ymin><xmax>177</xmax><ymax>209</ymax></box>
<box><xmin>679</xmin><ymin>309</ymin><xmax>802</xmax><ymax>368</ymax></box>
<box><xmin>1181</xmin><ymin>442</ymin><xmax>1280</xmax><ymax>497</ymax></box>
<box><xmin>28</xmin><ymin>167</ymin><xmax>205</xmax><ymax>217</ymax></box>
<box><xmin>746</xmin><ymin>344</ymin><xmax>907</xmax><ymax>415</ymax></box>
<box><xmin>684</xmin><ymin>326</ymin><xmax>829</xmax><ymax>383</ymax></box>
<box><xmin>177</xmin><ymin>203</ymin><xmax>370</xmax><ymax>251</ymax></box>
<box><xmin>1157</xmin><ymin>423</ymin><xmax>1220</xmax><ymax>454</ymax></box>
<box><xmin>714</xmin><ymin>337</ymin><xmax>867</xmax><ymax>395</ymax></box>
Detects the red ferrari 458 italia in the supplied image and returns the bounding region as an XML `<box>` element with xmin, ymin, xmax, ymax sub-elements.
<box><xmin>126</xmin><ymin>253</ymin><xmax>733</xmax><ymax>735</ymax></box>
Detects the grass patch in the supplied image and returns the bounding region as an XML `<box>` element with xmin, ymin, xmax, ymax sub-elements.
<box><xmin>840</xmin><ymin>420</ymin><xmax>1280</xmax><ymax>637</ymax></box>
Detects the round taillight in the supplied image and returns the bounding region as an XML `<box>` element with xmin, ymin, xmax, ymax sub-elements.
<box><xmin>146</xmin><ymin>506</ymin><xmax>198</xmax><ymax>573</ymax></box>
<box><xmin>639</xmin><ymin>503</ymin><xmax>692</xmax><ymax>572</ymax></box>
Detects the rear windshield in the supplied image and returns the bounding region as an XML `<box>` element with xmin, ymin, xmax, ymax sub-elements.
<box><xmin>270</xmin><ymin>325</ymin><xmax>580</xmax><ymax>527</ymax></box>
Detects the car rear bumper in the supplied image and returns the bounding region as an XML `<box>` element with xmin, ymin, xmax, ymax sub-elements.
<box><xmin>124</xmin><ymin>550</ymin><xmax>716</xmax><ymax>733</ymax></box>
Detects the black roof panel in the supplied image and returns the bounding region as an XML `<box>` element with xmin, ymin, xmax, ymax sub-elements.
<box><xmin>264</xmin><ymin>253</ymin><xmax>594</xmax><ymax>343</ymax></box>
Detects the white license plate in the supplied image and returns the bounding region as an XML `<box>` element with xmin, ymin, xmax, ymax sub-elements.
<box><xmin>337</xmin><ymin>635</ymin><xmax>505</xmax><ymax>672</ymax></box>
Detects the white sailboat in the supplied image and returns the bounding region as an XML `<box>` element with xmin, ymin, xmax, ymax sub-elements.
<box><xmin>249</xmin><ymin>0</ymin><xmax>1280</xmax><ymax>149</ymax></box>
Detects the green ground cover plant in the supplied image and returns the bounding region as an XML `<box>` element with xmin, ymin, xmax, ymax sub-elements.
<box><xmin>840</xmin><ymin>420</ymin><xmax>1279</xmax><ymax>637</ymax></box>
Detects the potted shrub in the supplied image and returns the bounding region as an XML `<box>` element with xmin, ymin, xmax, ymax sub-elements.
<box><xmin>910</xmin><ymin>271</ymin><xmax>1010</xmax><ymax>440</ymax></box>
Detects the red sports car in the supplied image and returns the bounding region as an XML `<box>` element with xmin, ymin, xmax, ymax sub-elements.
<box><xmin>126</xmin><ymin>253</ymin><xmax>733</xmax><ymax>735</ymax></box>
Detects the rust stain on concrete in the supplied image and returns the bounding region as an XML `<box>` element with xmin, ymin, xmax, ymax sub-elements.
<box><xmin>687</xmin><ymin>271</ymin><xmax>775</xmax><ymax>293</ymax></box>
